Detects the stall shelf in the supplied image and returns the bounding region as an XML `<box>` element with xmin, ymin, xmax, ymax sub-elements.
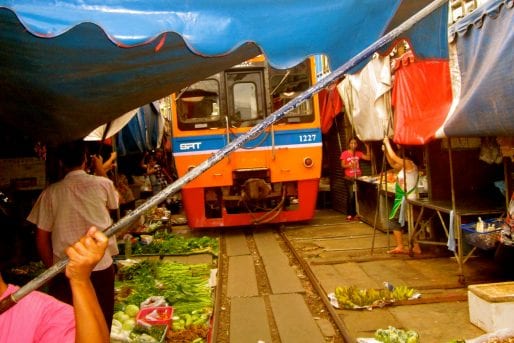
<box><xmin>407</xmin><ymin>196</ymin><xmax>504</xmax><ymax>283</ymax></box>
<box><xmin>402</xmin><ymin>138</ymin><xmax>506</xmax><ymax>283</ymax></box>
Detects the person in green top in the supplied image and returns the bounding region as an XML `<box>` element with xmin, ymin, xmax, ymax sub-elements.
<box><xmin>383</xmin><ymin>137</ymin><xmax>421</xmax><ymax>255</ymax></box>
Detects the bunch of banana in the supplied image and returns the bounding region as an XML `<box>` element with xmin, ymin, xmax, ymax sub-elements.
<box><xmin>390</xmin><ymin>285</ymin><xmax>416</xmax><ymax>301</ymax></box>
<box><xmin>334</xmin><ymin>286</ymin><xmax>390</xmax><ymax>309</ymax></box>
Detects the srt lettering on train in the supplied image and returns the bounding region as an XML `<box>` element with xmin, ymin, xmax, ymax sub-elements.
<box><xmin>180</xmin><ymin>142</ymin><xmax>202</xmax><ymax>150</ymax></box>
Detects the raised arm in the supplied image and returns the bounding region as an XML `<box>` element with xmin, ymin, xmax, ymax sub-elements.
<box><xmin>383</xmin><ymin>137</ymin><xmax>403</xmax><ymax>170</ymax></box>
<box><xmin>383</xmin><ymin>137</ymin><xmax>416</xmax><ymax>172</ymax></box>
<box><xmin>65</xmin><ymin>227</ymin><xmax>110</xmax><ymax>343</ymax></box>
<box><xmin>102</xmin><ymin>152</ymin><xmax>117</xmax><ymax>173</ymax></box>
<box><xmin>91</xmin><ymin>155</ymin><xmax>108</xmax><ymax>177</ymax></box>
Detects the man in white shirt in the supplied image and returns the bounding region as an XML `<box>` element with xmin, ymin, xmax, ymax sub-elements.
<box><xmin>27</xmin><ymin>139</ymin><xmax>119</xmax><ymax>329</ymax></box>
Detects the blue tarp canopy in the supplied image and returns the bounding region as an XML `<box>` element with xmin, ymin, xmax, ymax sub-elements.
<box><xmin>442</xmin><ymin>0</ymin><xmax>514</xmax><ymax>137</ymax></box>
<box><xmin>116</xmin><ymin>103</ymin><xmax>164</xmax><ymax>156</ymax></box>
<box><xmin>0</xmin><ymin>0</ymin><xmax>446</xmax><ymax>145</ymax></box>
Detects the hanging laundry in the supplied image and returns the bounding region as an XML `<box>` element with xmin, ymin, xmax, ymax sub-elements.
<box><xmin>337</xmin><ymin>53</ymin><xmax>393</xmax><ymax>141</ymax></box>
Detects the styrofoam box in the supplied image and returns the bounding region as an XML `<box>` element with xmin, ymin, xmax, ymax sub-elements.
<box><xmin>468</xmin><ymin>281</ymin><xmax>514</xmax><ymax>332</ymax></box>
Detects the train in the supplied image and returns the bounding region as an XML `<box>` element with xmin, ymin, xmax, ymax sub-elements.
<box><xmin>170</xmin><ymin>55</ymin><xmax>325</xmax><ymax>228</ymax></box>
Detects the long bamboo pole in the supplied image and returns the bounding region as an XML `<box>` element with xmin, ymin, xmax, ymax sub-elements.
<box><xmin>0</xmin><ymin>0</ymin><xmax>448</xmax><ymax>315</ymax></box>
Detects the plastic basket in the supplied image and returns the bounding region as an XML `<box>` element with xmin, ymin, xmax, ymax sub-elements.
<box><xmin>462</xmin><ymin>226</ymin><xmax>501</xmax><ymax>250</ymax></box>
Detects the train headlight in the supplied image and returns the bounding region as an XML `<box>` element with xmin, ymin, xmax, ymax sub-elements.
<box><xmin>303</xmin><ymin>157</ymin><xmax>314</xmax><ymax>168</ymax></box>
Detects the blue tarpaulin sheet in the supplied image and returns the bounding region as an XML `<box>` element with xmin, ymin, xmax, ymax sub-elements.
<box><xmin>116</xmin><ymin>103</ymin><xmax>163</xmax><ymax>156</ymax></box>
<box><xmin>0</xmin><ymin>1</ymin><xmax>447</xmax><ymax>144</ymax></box>
<box><xmin>442</xmin><ymin>0</ymin><xmax>514</xmax><ymax>137</ymax></box>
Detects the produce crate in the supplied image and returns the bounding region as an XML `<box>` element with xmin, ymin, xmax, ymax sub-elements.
<box><xmin>461</xmin><ymin>220</ymin><xmax>502</xmax><ymax>250</ymax></box>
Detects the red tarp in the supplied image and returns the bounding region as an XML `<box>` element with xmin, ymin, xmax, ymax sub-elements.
<box><xmin>319</xmin><ymin>84</ymin><xmax>343</xmax><ymax>134</ymax></box>
<box><xmin>392</xmin><ymin>54</ymin><xmax>452</xmax><ymax>145</ymax></box>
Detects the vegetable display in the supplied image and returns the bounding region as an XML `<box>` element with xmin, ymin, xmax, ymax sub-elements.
<box><xmin>374</xmin><ymin>326</ymin><xmax>420</xmax><ymax>343</ymax></box>
<box><xmin>111</xmin><ymin>303</ymin><xmax>168</xmax><ymax>342</ymax></box>
<box><xmin>113</xmin><ymin>259</ymin><xmax>214</xmax><ymax>342</ymax></box>
<box><xmin>131</xmin><ymin>232</ymin><xmax>219</xmax><ymax>256</ymax></box>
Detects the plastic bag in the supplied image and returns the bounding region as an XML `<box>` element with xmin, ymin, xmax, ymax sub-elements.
<box><xmin>479</xmin><ymin>137</ymin><xmax>502</xmax><ymax>164</ymax></box>
<box><xmin>140</xmin><ymin>296</ymin><xmax>167</xmax><ymax>309</ymax></box>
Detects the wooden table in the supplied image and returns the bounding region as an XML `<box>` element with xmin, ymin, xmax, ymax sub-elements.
<box><xmin>407</xmin><ymin>198</ymin><xmax>504</xmax><ymax>283</ymax></box>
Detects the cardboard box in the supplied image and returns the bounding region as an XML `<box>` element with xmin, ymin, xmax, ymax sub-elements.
<box><xmin>468</xmin><ymin>281</ymin><xmax>514</xmax><ymax>332</ymax></box>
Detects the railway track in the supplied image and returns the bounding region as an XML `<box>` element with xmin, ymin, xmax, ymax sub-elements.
<box><xmin>208</xmin><ymin>209</ymin><xmax>509</xmax><ymax>343</ymax></box>
<box><xmin>211</xmin><ymin>224</ymin><xmax>348</xmax><ymax>343</ymax></box>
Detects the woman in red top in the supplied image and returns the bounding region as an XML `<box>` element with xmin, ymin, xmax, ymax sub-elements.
<box><xmin>340</xmin><ymin>138</ymin><xmax>370</xmax><ymax>220</ymax></box>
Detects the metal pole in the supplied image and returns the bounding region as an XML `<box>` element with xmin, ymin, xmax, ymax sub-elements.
<box><xmin>371</xmin><ymin>153</ymin><xmax>388</xmax><ymax>255</ymax></box>
<box><xmin>0</xmin><ymin>0</ymin><xmax>448</xmax><ymax>314</ymax></box>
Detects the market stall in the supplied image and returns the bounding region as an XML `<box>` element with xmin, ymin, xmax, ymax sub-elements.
<box><xmin>111</xmin><ymin>206</ymin><xmax>219</xmax><ymax>342</ymax></box>
<box><xmin>406</xmin><ymin>139</ymin><xmax>505</xmax><ymax>282</ymax></box>
<box><xmin>339</xmin><ymin>0</ymin><xmax>513</xmax><ymax>283</ymax></box>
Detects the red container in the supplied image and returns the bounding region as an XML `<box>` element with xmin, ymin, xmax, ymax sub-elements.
<box><xmin>136</xmin><ymin>306</ymin><xmax>173</xmax><ymax>327</ymax></box>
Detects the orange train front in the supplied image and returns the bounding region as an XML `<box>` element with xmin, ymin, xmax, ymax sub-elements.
<box><xmin>170</xmin><ymin>56</ymin><xmax>324</xmax><ymax>228</ymax></box>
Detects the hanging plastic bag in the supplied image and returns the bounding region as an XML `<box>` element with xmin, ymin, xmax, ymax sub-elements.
<box><xmin>479</xmin><ymin>137</ymin><xmax>502</xmax><ymax>164</ymax></box>
<box><xmin>140</xmin><ymin>296</ymin><xmax>167</xmax><ymax>309</ymax></box>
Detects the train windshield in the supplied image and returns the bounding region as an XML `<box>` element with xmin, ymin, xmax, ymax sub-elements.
<box><xmin>175</xmin><ymin>58</ymin><xmax>315</xmax><ymax>130</ymax></box>
<box><xmin>226</xmin><ymin>70</ymin><xmax>265</xmax><ymax>127</ymax></box>
<box><xmin>176</xmin><ymin>78</ymin><xmax>221</xmax><ymax>129</ymax></box>
<box><xmin>269</xmin><ymin>60</ymin><xmax>314</xmax><ymax>123</ymax></box>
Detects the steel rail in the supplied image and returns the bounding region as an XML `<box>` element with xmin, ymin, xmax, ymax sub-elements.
<box><xmin>278</xmin><ymin>227</ymin><xmax>354</xmax><ymax>342</ymax></box>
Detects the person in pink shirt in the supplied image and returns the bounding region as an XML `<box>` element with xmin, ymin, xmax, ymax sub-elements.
<box><xmin>340</xmin><ymin>137</ymin><xmax>370</xmax><ymax>221</ymax></box>
<box><xmin>0</xmin><ymin>226</ymin><xmax>109</xmax><ymax>343</ymax></box>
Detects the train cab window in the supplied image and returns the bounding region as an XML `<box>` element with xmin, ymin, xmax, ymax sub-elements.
<box><xmin>233</xmin><ymin>83</ymin><xmax>258</xmax><ymax>121</ymax></box>
<box><xmin>269</xmin><ymin>60</ymin><xmax>314</xmax><ymax>123</ymax></box>
<box><xmin>226</xmin><ymin>71</ymin><xmax>265</xmax><ymax>127</ymax></box>
<box><xmin>177</xmin><ymin>79</ymin><xmax>221</xmax><ymax>130</ymax></box>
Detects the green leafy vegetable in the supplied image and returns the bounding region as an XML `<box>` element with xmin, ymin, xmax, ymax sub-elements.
<box><xmin>374</xmin><ymin>326</ymin><xmax>420</xmax><ymax>343</ymax></box>
<box><xmin>132</xmin><ymin>232</ymin><xmax>219</xmax><ymax>256</ymax></box>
